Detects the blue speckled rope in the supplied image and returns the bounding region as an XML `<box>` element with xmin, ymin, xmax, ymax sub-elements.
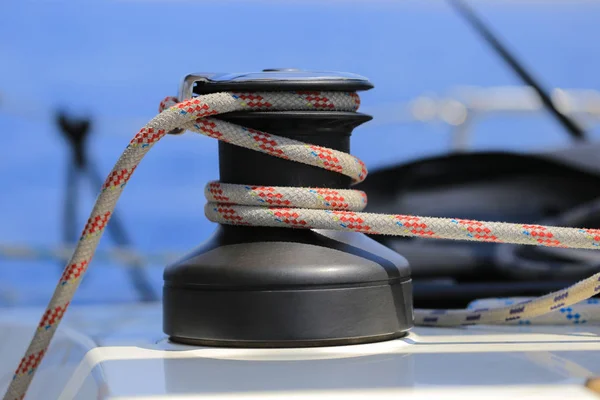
<box><xmin>467</xmin><ymin>297</ymin><xmax>600</xmax><ymax>325</ymax></box>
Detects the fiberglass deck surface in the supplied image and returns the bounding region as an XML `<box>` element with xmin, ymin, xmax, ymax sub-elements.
<box><xmin>1</xmin><ymin>303</ymin><xmax>600</xmax><ymax>399</ymax></box>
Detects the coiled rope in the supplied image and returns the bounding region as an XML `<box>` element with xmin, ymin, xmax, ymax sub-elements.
<box><xmin>5</xmin><ymin>91</ymin><xmax>600</xmax><ymax>400</ymax></box>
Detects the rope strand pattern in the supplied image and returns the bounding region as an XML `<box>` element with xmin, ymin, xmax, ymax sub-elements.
<box><xmin>5</xmin><ymin>91</ymin><xmax>600</xmax><ymax>399</ymax></box>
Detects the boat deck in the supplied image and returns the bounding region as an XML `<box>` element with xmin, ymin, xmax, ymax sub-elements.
<box><xmin>1</xmin><ymin>303</ymin><xmax>600</xmax><ymax>399</ymax></box>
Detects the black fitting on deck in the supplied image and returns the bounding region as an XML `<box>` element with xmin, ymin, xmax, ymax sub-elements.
<box><xmin>163</xmin><ymin>69</ymin><xmax>413</xmax><ymax>347</ymax></box>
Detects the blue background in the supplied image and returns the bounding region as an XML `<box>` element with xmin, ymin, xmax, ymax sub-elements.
<box><xmin>1</xmin><ymin>0</ymin><xmax>599</xmax><ymax>304</ymax></box>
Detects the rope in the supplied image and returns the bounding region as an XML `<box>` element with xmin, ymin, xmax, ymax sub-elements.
<box><xmin>5</xmin><ymin>91</ymin><xmax>600</xmax><ymax>400</ymax></box>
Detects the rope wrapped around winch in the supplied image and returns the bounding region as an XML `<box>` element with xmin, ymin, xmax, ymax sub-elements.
<box><xmin>5</xmin><ymin>91</ymin><xmax>600</xmax><ymax>400</ymax></box>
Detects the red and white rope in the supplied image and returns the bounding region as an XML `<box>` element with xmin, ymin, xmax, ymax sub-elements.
<box><xmin>5</xmin><ymin>91</ymin><xmax>600</xmax><ymax>400</ymax></box>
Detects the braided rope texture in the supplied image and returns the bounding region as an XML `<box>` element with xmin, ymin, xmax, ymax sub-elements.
<box><xmin>468</xmin><ymin>298</ymin><xmax>600</xmax><ymax>325</ymax></box>
<box><xmin>5</xmin><ymin>91</ymin><xmax>600</xmax><ymax>399</ymax></box>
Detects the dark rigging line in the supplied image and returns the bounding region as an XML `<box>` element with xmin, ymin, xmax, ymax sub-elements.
<box><xmin>448</xmin><ymin>0</ymin><xmax>587</xmax><ymax>141</ymax></box>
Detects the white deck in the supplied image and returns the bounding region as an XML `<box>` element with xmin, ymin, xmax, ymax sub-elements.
<box><xmin>1</xmin><ymin>303</ymin><xmax>600</xmax><ymax>399</ymax></box>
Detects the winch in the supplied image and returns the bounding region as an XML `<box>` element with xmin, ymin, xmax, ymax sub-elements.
<box><xmin>163</xmin><ymin>69</ymin><xmax>413</xmax><ymax>347</ymax></box>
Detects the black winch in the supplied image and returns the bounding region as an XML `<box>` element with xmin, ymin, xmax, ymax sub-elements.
<box><xmin>163</xmin><ymin>69</ymin><xmax>413</xmax><ymax>347</ymax></box>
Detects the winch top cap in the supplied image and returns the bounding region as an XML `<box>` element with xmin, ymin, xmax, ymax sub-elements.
<box><xmin>210</xmin><ymin>69</ymin><xmax>370</xmax><ymax>82</ymax></box>
<box><xmin>180</xmin><ymin>69</ymin><xmax>374</xmax><ymax>100</ymax></box>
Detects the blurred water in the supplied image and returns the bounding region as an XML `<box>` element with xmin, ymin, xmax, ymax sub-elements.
<box><xmin>1</xmin><ymin>0</ymin><xmax>600</xmax><ymax>305</ymax></box>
